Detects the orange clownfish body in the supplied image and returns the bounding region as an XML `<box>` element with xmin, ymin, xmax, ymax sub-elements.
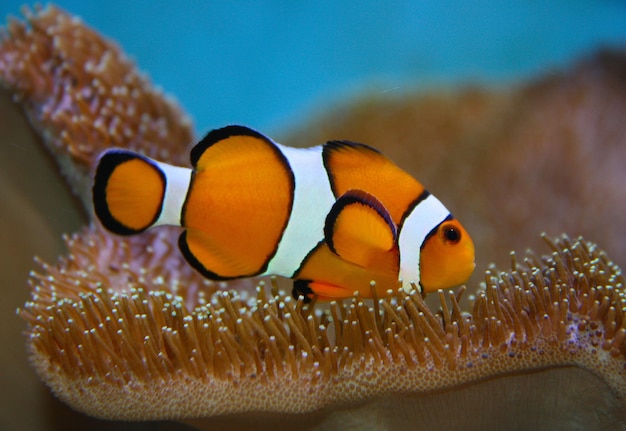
<box><xmin>93</xmin><ymin>125</ymin><xmax>475</xmax><ymax>301</ymax></box>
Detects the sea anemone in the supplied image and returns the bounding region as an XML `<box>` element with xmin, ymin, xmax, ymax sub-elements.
<box><xmin>20</xmin><ymin>227</ymin><xmax>626</xmax><ymax>430</ymax></box>
<box><xmin>2</xmin><ymin>5</ymin><xmax>625</xmax><ymax>431</ymax></box>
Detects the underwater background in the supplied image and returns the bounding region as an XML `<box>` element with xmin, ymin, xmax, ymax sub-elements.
<box><xmin>2</xmin><ymin>2</ymin><xmax>626</xmax><ymax>431</ymax></box>
<box><xmin>2</xmin><ymin>1</ymin><xmax>626</xmax><ymax>133</ymax></box>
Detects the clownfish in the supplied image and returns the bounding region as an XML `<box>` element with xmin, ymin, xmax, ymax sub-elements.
<box><xmin>92</xmin><ymin>125</ymin><xmax>475</xmax><ymax>301</ymax></box>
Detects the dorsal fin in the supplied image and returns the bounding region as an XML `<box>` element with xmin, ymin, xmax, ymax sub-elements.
<box><xmin>324</xmin><ymin>189</ymin><xmax>397</xmax><ymax>268</ymax></box>
<box><xmin>322</xmin><ymin>140</ymin><xmax>425</xmax><ymax>224</ymax></box>
<box><xmin>190</xmin><ymin>125</ymin><xmax>272</xmax><ymax>168</ymax></box>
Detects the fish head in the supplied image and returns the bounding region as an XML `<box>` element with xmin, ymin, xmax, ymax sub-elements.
<box><xmin>419</xmin><ymin>218</ymin><xmax>475</xmax><ymax>293</ymax></box>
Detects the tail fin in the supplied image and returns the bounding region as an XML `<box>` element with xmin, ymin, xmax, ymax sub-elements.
<box><xmin>93</xmin><ymin>150</ymin><xmax>166</xmax><ymax>235</ymax></box>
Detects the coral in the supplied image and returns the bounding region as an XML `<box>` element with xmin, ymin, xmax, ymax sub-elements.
<box><xmin>0</xmin><ymin>4</ymin><xmax>193</xmax><ymax>206</ymax></box>
<box><xmin>0</xmin><ymin>83</ymin><xmax>87</xmax><ymax>431</ymax></box>
<box><xmin>0</xmin><ymin>5</ymin><xmax>194</xmax><ymax>430</ymax></box>
<box><xmin>284</xmin><ymin>51</ymin><xmax>626</xmax><ymax>281</ymax></box>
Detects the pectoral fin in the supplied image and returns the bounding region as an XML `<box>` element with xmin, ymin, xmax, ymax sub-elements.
<box><xmin>324</xmin><ymin>190</ymin><xmax>397</xmax><ymax>268</ymax></box>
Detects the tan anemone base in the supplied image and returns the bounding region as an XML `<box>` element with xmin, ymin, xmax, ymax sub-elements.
<box><xmin>33</xmin><ymin>343</ymin><xmax>623</xmax><ymax>423</ymax></box>
<box><xmin>40</xmin><ymin>368</ymin><xmax>623</xmax><ymax>430</ymax></box>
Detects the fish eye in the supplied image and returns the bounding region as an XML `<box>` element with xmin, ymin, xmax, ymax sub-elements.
<box><xmin>441</xmin><ymin>224</ymin><xmax>461</xmax><ymax>244</ymax></box>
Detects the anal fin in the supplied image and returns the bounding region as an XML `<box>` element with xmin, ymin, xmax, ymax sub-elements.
<box><xmin>292</xmin><ymin>279</ymin><xmax>355</xmax><ymax>302</ymax></box>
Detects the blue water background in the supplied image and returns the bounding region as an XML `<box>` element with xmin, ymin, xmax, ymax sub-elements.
<box><xmin>2</xmin><ymin>1</ymin><xmax>626</xmax><ymax>135</ymax></box>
